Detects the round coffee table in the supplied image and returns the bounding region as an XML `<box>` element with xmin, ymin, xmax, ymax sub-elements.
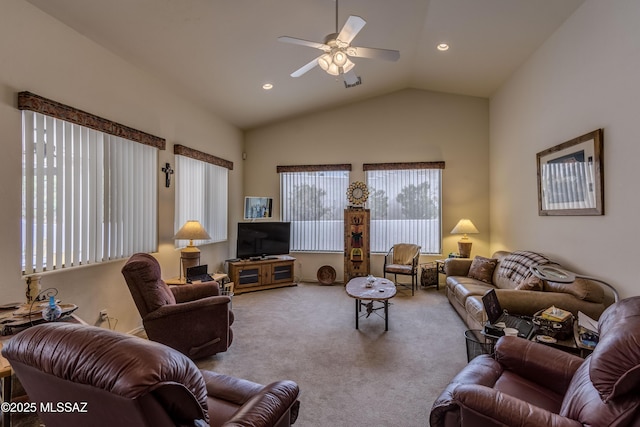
<box><xmin>345</xmin><ymin>276</ymin><xmax>396</xmax><ymax>331</ymax></box>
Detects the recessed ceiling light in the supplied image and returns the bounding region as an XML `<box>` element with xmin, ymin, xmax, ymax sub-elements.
<box><xmin>262</xmin><ymin>83</ymin><xmax>273</xmax><ymax>90</ymax></box>
<box><xmin>437</xmin><ymin>43</ymin><xmax>450</xmax><ymax>52</ymax></box>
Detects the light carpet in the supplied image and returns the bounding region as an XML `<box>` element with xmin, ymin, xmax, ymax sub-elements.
<box><xmin>196</xmin><ymin>282</ymin><xmax>469</xmax><ymax>427</ymax></box>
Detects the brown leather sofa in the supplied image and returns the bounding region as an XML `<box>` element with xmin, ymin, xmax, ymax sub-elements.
<box><xmin>2</xmin><ymin>323</ymin><xmax>300</xmax><ymax>427</ymax></box>
<box><xmin>445</xmin><ymin>250</ymin><xmax>616</xmax><ymax>334</ymax></box>
<box><xmin>430</xmin><ymin>296</ymin><xmax>640</xmax><ymax>426</ymax></box>
<box><xmin>122</xmin><ymin>252</ymin><xmax>234</xmax><ymax>359</ymax></box>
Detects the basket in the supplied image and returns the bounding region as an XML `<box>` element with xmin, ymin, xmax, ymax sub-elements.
<box><xmin>532</xmin><ymin>309</ymin><xmax>574</xmax><ymax>340</ymax></box>
<box><xmin>465</xmin><ymin>330</ymin><xmax>494</xmax><ymax>362</ymax></box>
<box><xmin>420</xmin><ymin>262</ymin><xmax>438</xmax><ymax>287</ymax></box>
<box><xmin>317</xmin><ymin>265</ymin><xmax>337</xmax><ymax>285</ymax></box>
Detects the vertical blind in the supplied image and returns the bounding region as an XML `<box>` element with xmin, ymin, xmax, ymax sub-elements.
<box><xmin>280</xmin><ymin>169</ymin><xmax>350</xmax><ymax>252</ymax></box>
<box><xmin>175</xmin><ymin>154</ymin><xmax>228</xmax><ymax>246</ymax></box>
<box><xmin>22</xmin><ymin>111</ymin><xmax>158</xmax><ymax>274</ymax></box>
<box><xmin>365</xmin><ymin>164</ymin><xmax>443</xmax><ymax>254</ymax></box>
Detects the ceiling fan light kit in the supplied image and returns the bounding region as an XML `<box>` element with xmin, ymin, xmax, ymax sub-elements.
<box><xmin>318</xmin><ymin>49</ymin><xmax>355</xmax><ymax>76</ymax></box>
<box><xmin>278</xmin><ymin>1</ymin><xmax>399</xmax><ymax>85</ymax></box>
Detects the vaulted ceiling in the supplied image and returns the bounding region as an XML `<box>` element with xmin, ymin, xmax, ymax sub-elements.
<box><xmin>26</xmin><ymin>0</ymin><xmax>584</xmax><ymax>130</ymax></box>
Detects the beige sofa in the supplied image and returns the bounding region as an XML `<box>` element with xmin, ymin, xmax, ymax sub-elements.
<box><xmin>445</xmin><ymin>250</ymin><xmax>615</xmax><ymax>333</ymax></box>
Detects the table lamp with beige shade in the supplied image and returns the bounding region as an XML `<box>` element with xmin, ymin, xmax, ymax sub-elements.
<box><xmin>450</xmin><ymin>219</ymin><xmax>479</xmax><ymax>258</ymax></box>
<box><xmin>174</xmin><ymin>220</ymin><xmax>211</xmax><ymax>280</ymax></box>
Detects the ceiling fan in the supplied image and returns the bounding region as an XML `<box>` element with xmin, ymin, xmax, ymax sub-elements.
<box><xmin>277</xmin><ymin>0</ymin><xmax>400</xmax><ymax>86</ymax></box>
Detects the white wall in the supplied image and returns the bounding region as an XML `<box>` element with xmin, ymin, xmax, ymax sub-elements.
<box><xmin>0</xmin><ymin>0</ymin><xmax>243</xmax><ymax>331</ymax></box>
<box><xmin>245</xmin><ymin>89</ymin><xmax>489</xmax><ymax>282</ymax></box>
<box><xmin>490</xmin><ymin>0</ymin><xmax>640</xmax><ymax>298</ymax></box>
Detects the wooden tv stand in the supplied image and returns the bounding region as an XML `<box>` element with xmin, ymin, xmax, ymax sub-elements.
<box><xmin>227</xmin><ymin>255</ymin><xmax>296</xmax><ymax>294</ymax></box>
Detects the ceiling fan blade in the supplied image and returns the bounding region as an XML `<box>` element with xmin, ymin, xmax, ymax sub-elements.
<box><xmin>343</xmin><ymin>70</ymin><xmax>360</xmax><ymax>86</ymax></box>
<box><xmin>278</xmin><ymin>36</ymin><xmax>329</xmax><ymax>51</ymax></box>
<box><xmin>337</xmin><ymin>15</ymin><xmax>366</xmax><ymax>45</ymax></box>
<box><xmin>290</xmin><ymin>56</ymin><xmax>321</xmax><ymax>77</ymax></box>
<box><xmin>349</xmin><ymin>46</ymin><xmax>400</xmax><ymax>62</ymax></box>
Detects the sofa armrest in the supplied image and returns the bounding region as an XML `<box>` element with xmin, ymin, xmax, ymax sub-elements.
<box><xmin>430</xmin><ymin>354</ymin><xmax>504</xmax><ymax>427</ymax></box>
<box><xmin>494</xmin><ymin>337</ymin><xmax>584</xmax><ymax>395</ymax></box>
<box><xmin>450</xmin><ymin>384</ymin><xmax>582</xmax><ymax>427</ymax></box>
<box><xmin>223</xmin><ymin>381</ymin><xmax>300</xmax><ymax>427</ymax></box>
<box><xmin>170</xmin><ymin>281</ymin><xmax>220</xmax><ymax>302</ymax></box>
<box><xmin>145</xmin><ymin>296</ymin><xmax>231</xmax><ymax>322</ymax></box>
<box><xmin>201</xmin><ymin>371</ymin><xmax>265</xmax><ymax>406</ymax></box>
<box><xmin>443</xmin><ymin>258</ymin><xmax>473</xmax><ymax>277</ymax></box>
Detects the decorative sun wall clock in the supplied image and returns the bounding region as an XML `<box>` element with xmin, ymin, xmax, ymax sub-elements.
<box><xmin>347</xmin><ymin>181</ymin><xmax>369</xmax><ymax>206</ymax></box>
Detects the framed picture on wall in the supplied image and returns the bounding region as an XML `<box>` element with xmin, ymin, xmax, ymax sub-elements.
<box><xmin>244</xmin><ymin>197</ymin><xmax>273</xmax><ymax>220</ymax></box>
<box><xmin>536</xmin><ymin>129</ymin><xmax>604</xmax><ymax>216</ymax></box>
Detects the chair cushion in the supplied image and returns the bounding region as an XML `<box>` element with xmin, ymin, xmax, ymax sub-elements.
<box><xmin>452</xmin><ymin>281</ymin><xmax>494</xmax><ymax>306</ymax></box>
<box><xmin>494</xmin><ymin>371</ymin><xmax>563</xmax><ymax>413</ymax></box>
<box><xmin>385</xmin><ymin>264</ymin><xmax>413</xmax><ymax>274</ymax></box>
<box><xmin>392</xmin><ymin>244</ymin><xmax>420</xmax><ymax>265</ymax></box>
<box><xmin>467</xmin><ymin>256</ymin><xmax>498</xmax><ymax>284</ymax></box>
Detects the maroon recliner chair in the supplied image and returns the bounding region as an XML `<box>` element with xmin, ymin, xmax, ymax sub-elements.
<box><xmin>2</xmin><ymin>323</ymin><xmax>300</xmax><ymax>427</ymax></box>
<box><xmin>430</xmin><ymin>296</ymin><xmax>640</xmax><ymax>426</ymax></box>
<box><xmin>122</xmin><ymin>253</ymin><xmax>233</xmax><ymax>359</ymax></box>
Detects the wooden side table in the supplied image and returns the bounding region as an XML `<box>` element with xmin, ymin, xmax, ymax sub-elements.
<box><xmin>165</xmin><ymin>273</ymin><xmax>229</xmax><ymax>285</ymax></box>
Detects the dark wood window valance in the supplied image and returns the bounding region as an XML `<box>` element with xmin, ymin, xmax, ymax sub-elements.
<box><xmin>277</xmin><ymin>164</ymin><xmax>352</xmax><ymax>173</ymax></box>
<box><xmin>363</xmin><ymin>161</ymin><xmax>445</xmax><ymax>171</ymax></box>
<box><xmin>174</xmin><ymin>144</ymin><xmax>234</xmax><ymax>170</ymax></box>
<box><xmin>17</xmin><ymin>91</ymin><xmax>166</xmax><ymax>150</ymax></box>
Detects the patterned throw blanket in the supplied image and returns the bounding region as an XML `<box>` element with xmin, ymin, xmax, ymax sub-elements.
<box><xmin>497</xmin><ymin>250</ymin><xmax>551</xmax><ymax>285</ymax></box>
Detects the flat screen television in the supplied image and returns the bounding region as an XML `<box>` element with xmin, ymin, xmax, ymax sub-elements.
<box><xmin>236</xmin><ymin>222</ymin><xmax>291</xmax><ymax>260</ymax></box>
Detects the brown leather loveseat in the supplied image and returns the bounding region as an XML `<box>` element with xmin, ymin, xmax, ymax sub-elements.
<box><xmin>430</xmin><ymin>296</ymin><xmax>640</xmax><ymax>426</ymax></box>
<box><xmin>2</xmin><ymin>323</ymin><xmax>300</xmax><ymax>427</ymax></box>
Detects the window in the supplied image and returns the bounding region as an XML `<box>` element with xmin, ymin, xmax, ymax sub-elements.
<box><xmin>174</xmin><ymin>145</ymin><xmax>232</xmax><ymax>246</ymax></box>
<box><xmin>365</xmin><ymin>162</ymin><xmax>444</xmax><ymax>254</ymax></box>
<box><xmin>20</xmin><ymin>92</ymin><xmax>164</xmax><ymax>274</ymax></box>
<box><xmin>279</xmin><ymin>164</ymin><xmax>351</xmax><ymax>252</ymax></box>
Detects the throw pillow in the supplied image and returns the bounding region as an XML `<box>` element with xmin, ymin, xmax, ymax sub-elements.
<box><xmin>467</xmin><ymin>256</ymin><xmax>498</xmax><ymax>284</ymax></box>
<box><xmin>515</xmin><ymin>275</ymin><xmax>544</xmax><ymax>291</ymax></box>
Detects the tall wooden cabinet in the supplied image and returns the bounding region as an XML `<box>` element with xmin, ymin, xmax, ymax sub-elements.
<box><xmin>344</xmin><ymin>208</ymin><xmax>370</xmax><ymax>283</ymax></box>
<box><xmin>227</xmin><ymin>256</ymin><xmax>296</xmax><ymax>294</ymax></box>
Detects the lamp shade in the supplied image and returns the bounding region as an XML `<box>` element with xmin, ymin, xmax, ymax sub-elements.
<box><xmin>450</xmin><ymin>218</ymin><xmax>479</xmax><ymax>259</ymax></box>
<box><xmin>450</xmin><ymin>219</ymin><xmax>479</xmax><ymax>237</ymax></box>
<box><xmin>174</xmin><ymin>220</ymin><xmax>211</xmax><ymax>242</ymax></box>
